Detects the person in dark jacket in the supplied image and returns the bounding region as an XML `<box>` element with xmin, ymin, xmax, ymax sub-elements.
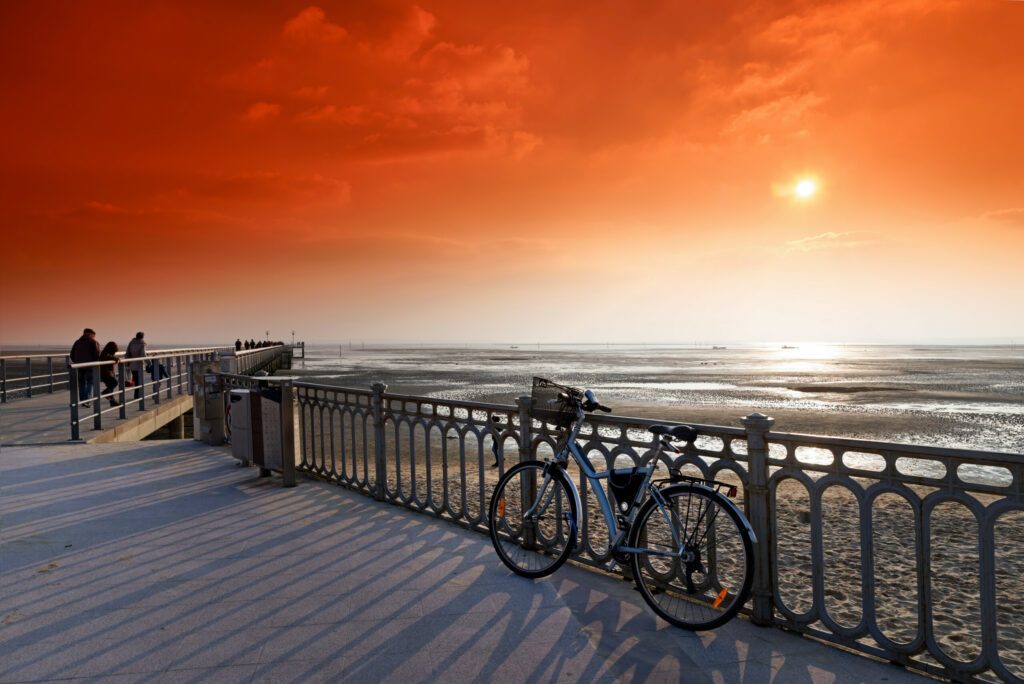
<box><xmin>126</xmin><ymin>332</ymin><xmax>146</xmax><ymax>399</ymax></box>
<box><xmin>99</xmin><ymin>341</ymin><xmax>120</xmax><ymax>406</ymax></box>
<box><xmin>235</xmin><ymin>338</ymin><xmax>243</xmax><ymax>352</ymax></box>
<box><xmin>70</xmin><ymin>328</ymin><xmax>101</xmax><ymax>402</ymax></box>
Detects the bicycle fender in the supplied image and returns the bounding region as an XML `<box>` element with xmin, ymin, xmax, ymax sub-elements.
<box><xmin>657</xmin><ymin>482</ymin><xmax>757</xmax><ymax>545</ymax></box>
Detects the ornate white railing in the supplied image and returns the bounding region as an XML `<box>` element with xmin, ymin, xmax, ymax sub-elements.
<box><xmin>292</xmin><ymin>381</ymin><xmax>1023</xmax><ymax>683</ymax></box>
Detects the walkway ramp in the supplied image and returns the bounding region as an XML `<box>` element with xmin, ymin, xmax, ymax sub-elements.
<box><xmin>0</xmin><ymin>441</ymin><xmax>925</xmax><ymax>683</ymax></box>
<box><xmin>0</xmin><ymin>344</ymin><xmax>298</xmax><ymax>446</ymax></box>
<box><xmin>0</xmin><ymin>391</ymin><xmax>192</xmax><ymax>446</ymax></box>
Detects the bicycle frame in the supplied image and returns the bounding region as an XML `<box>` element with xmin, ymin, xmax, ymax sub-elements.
<box><xmin>528</xmin><ymin>403</ymin><xmax>685</xmax><ymax>560</ymax></box>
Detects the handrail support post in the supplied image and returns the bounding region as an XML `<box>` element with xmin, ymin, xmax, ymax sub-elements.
<box><xmin>371</xmin><ymin>382</ymin><xmax>388</xmax><ymax>501</ymax></box>
<box><xmin>741</xmin><ymin>411</ymin><xmax>776</xmax><ymax>627</ymax></box>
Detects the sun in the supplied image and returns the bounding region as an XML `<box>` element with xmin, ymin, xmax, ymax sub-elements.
<box><xmin>794</xmin><ymin>178</ymin><xmax>817</xmax><ymax>199</ymax></box>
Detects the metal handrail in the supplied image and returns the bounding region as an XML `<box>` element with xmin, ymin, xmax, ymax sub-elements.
<box><xmin>68</xmin><ymin>346</ymin><xmax>233</xmax><ymax>369</ymax></box>
<box><xmin>1</xmin><ymin>346</ymin><xmax>229</xmax><ymax>362</ymax></box>
<box><xmin>234</xmin><ymin>344</ymin><xmax>287</xmax><ymax>357</ymax></box>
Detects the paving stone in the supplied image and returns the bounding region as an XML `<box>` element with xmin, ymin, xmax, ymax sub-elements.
<box><xmin>0</xmin><ymin>442</ymin><xmax>928</xmax><ymax>684</ymax></box>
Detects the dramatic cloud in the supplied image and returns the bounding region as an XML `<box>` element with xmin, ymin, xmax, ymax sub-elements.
<box><xmin>982</xmin><ymin>208</ymin><xmax>1024</xmax><ymax>228</ymax></box>
<box><xmin>1</xmin><ymin>0</ymin><xmax>1022</xmax><ymax>343</ymax></box>
<box><xmin>243</xmin><ymin>102</ymin><xmax>281</xmax><ymax>122</ymax></box>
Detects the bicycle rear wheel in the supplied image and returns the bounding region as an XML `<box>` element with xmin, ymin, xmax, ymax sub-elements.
<box><xmin>629</xmin><ymin>484</ymin><xmax>754</xmax><ymax>630</ymax></box>
<box><xmin>488</xmin><ymin>461</ymin><xmax>577</xmax><ymax>578</ymax></box>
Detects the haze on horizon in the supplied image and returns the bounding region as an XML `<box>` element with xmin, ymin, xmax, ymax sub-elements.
<box><xmin>2</xmin><ymin>1</ymin><xmax>1022</xmax><ymax>347</ymax></box>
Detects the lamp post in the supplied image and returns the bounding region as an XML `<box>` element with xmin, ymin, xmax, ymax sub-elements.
<box><xmin>291</xmin><ymin>330</ymin><xmax>295</xmax><ymax>346</ymax></box>
<box><xmin>265</xmin><ymin>330</ymin><xmax>269</xmax><ymax>342</ymax></box>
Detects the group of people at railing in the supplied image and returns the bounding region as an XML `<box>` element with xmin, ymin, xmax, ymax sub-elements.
<box><xmin>235</xmin><ymin>338</ymin><xmax>283</xmax><ymax>351</ymax></box>
<box><xmin>69</xmin><ymin>328</ymin><xmax>165</xmax><ymax>407</ymax></box>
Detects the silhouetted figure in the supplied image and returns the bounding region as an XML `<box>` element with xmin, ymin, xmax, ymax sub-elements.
<box><xmin>235</xmin><ymin>338</ymin><xmax>242</xmax><ymax>352</ymax></box>
<box><xmin>70</xmin><ymin>328</ymin><xmax>100</xmax><ymax>403</ymax></box>
<box><xmin>126</xmin><ymin>332</ymin><xmax>147</xmax><ymax>399</ymax></box>
<box><xmin>99</xmin><ymin>341</ymin><xmax>120</xmax><ymax>406</ymax></box>
<box><xmin>488</xmin><ymin>414</ymin><xmax>502</xmax><ymax>468</ymax></box>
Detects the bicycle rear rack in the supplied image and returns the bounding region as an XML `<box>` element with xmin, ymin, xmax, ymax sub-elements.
<box><xmin>653</xmin><ymin>473</ymin><xmax>739</xmax><ymax>499</ymax></box>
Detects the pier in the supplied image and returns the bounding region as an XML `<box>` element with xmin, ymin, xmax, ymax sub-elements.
<box><xmin>2</xmin><ymin>347</ymin><xmax>1022</xmax><ymax>682</ymax></box>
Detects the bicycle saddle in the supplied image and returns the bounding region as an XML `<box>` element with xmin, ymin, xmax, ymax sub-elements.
<box><xmin>648</xmin><ymin>424</ymin><xmax>698</xmax><ymax>442</ymax></box>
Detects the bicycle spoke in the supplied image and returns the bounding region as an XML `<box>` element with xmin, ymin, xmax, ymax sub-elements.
<box><xmin>488</xmin><ymin>462</ymin><xmax>575</xmax><ymax>578</ymax></box>
<box><xmin>631</xmin><ymin>486</ymin><xmax>754</xmax><ymax>630</ymax></box>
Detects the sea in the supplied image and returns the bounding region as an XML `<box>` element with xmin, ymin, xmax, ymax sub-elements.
<box><xmin>286</xmin><ymin>343</ymin><xmax>1024</xmax><ymax>457</ymax></box>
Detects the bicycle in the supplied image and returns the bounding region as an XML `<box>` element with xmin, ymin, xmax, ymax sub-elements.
<box><xmin>487</xmin><ymin>377</ymin><xmax>756</xmax><ymax>630</ymax></box>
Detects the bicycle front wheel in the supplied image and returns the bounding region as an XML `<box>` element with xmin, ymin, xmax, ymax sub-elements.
<box><xmin>488</xmin><ymin>461</ymin><xmax>577</xmax><ymax>579</ymax></box>
<box><xmin>629</xmin><ymin>484</ymin><xmax>754</xmax><ymax>630</ymax></box>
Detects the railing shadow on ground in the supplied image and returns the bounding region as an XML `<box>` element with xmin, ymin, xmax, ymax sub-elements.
<box><xmin>290</xmin><ymin>381</ymin><xmax>1024</xmax><ymax>683</ymax></box>
<box><xmin>0</xmin><ymin>443</ymin><xmax>907</xmax><ymax>683</ymax></box>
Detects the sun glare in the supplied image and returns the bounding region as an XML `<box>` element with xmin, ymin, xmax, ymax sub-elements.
<box><xmin>795</xmin><ymin>178</ymin><xmax>817</xmax><ymax>199</ymax></box>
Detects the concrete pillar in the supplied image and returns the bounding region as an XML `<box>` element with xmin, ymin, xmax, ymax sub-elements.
<box><xmin>371</xmin><ymin>382</ymin><xmax>387</xmax><ymax>501</ymax></box>
<box><xmin>220</xmin><ymin>354</ymin><xmax>239</xmax><ymax>375</ymax></box>
<box><xmin>168</xmin><ymin>415</ymin><xmax>185</xmax><ymax>439</ymax></box>
<box><xmin>741</xmin><ymin>411</ymin><xmax>776</xmax><ymax>626</ymax></box>
<box><xmin>516</xmin><ymin>395</ymin><xmax>538</xmax><ymax>551</ymax></box>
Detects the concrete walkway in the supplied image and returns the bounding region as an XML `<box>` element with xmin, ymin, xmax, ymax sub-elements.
<box><xmin>0</xmin><ymin>441</ymin><xmax>927</xmax><ymax>683</ymax></box>
<box><xmin>0</xmin><ymin>392</ymin><xmax>191</xmax><ymax>446</ymax></box>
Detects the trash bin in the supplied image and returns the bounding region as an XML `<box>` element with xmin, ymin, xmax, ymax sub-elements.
<box><xmin>229</xmin><ymin>389</ymin><xmax>253</xmax><ymax>465</ymax></box>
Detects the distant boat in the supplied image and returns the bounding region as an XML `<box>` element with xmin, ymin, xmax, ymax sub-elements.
<box><xmin>782</xmin><ymin>345</ymin><xmax>798</xmax><ymax>349</ymax></box>
<box><xmin>713</xmin><ymin>346</ymin><xmax>727</xmax><ymax>350</ymax></box>
<box><xmin>510</xmin><ymin>345</ymin><xmax>519</xmax><ymax>349</ymax></box>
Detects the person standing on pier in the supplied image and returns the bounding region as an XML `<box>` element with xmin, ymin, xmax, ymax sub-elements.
<box><xmin>99</xmin><ymin>341</ymin><xmax>121</xmax><ymax>406</ymax></box>
<box><xmin>488</xmin><ymin>414</ymin><xmax>503</xmax><ymax>468</ymax></box>
<box><xmin>126</xmin><ymin>332</ymin><xmax>147</xmax><ymax>399</ymax></box>
<box><xmin>70</xmin><ymin>328</ymin><xmax>100</xmax><ymax>403</ymax></box>
<box><xmin>235</xmin><ymin>338</ymin><xmax>242</xmax><ymax>352</ymax></box>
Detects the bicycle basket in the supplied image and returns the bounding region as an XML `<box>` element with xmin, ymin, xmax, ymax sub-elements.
<box><xmin>530</xmin><ymin>377</ymin><xmax>582</xmax><ymax>429</ymax></box>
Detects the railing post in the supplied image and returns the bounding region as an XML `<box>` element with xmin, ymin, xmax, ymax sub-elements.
<box><xmin>515</xmin><ymin>395</ymin><xmax>534</xmax><ymax>463</ymax></box>
<box><xmin>516</xmin><ymin>395</ymin><xmax>538</xmax><ymax>549</ymax></box>
<box><xmin>92</xmin><ymin>366</ymin><xmax>101</xmax><ymax>430</ymax></box>
<box><xmin>117</xmin><ymin>363</ymin><xmax>127</xmax><ymax>419</ymax></box>
<box><xmin>139</xmin><ymin>359</ymin><xmax>146</xmax><ymax>411</ymax></box>
<box><xmin>281</xmin><ymin>381</ymin><xmax>297</xmax><ymax>487</ymax></box>
<box><xmin>69</xmin><ymin>367</ymin><xmax>80</xmax><ymax>441</ymax></box>
<box><xmin>741</xmin><ymin>411</ymin><xmax>776</xmax><ymax>627</ymax></box>
<box><xmin>1</xmin><ymin>358</ymin><xmax>6</xmax><ymax>403</ymax></box>
<box><xmin>371</xmin><ymin>382</ymin><xmax>387</xmax><ymax>502</ymax></box>
<box><xmin>25</xmin><ymin>357</ymin><xmax>32</xmax><ymax>398</ymax></box>
<box><xmin>48</xmin><ymin>356</ymin><xmax>55</xmax><ymax>393</ymax></box>
<box><xmin>152</xmin><ymin>358</ymin><xmax>160</xmax><ymax>405</ymax></box>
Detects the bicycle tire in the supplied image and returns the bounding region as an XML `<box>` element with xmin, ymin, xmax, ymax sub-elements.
<box><xmin>488</xmin><ymin>460</ymin><xmax>578</xmax><ymax>579</ymax></box>
<box><xmin>629</xmin><ymin>483</ymin><xmax>754</xmax><ymax>630</ymax></box>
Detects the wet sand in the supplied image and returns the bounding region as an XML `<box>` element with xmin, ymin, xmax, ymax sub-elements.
<box><xmin>288</xmin><ymin>344</ymin><xmax>1024</xmax><ymax>454</ymax></box>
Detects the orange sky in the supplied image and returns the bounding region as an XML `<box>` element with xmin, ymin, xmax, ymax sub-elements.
<box><xmin>2</xmin><ymin>1</ymin><xmax>1022</xmax><ymax>345</ymax></box>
